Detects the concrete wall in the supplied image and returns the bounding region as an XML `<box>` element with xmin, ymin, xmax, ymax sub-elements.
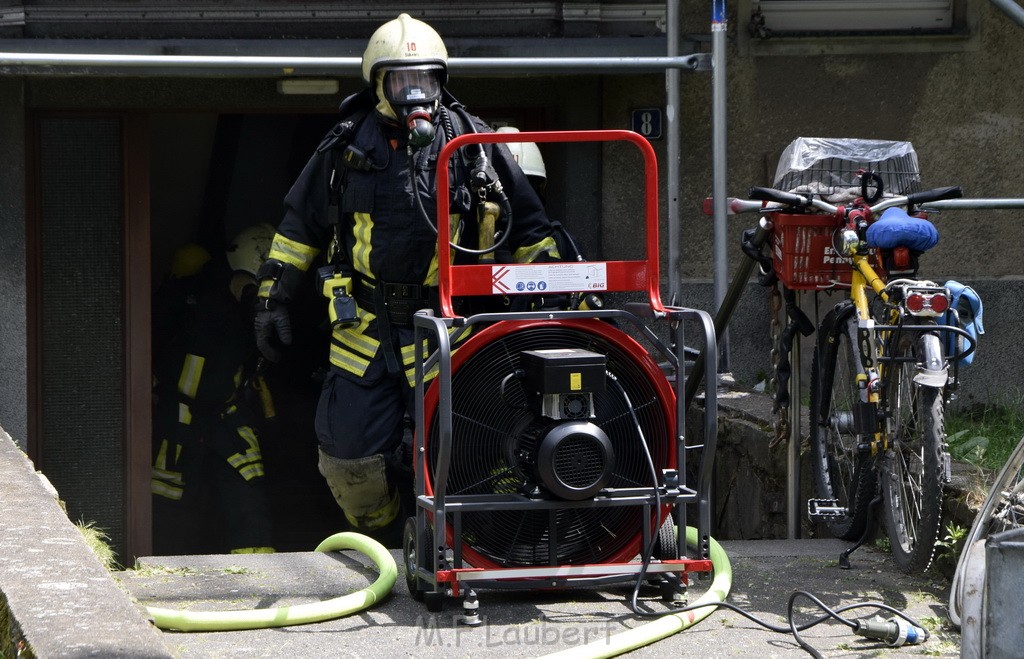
<box><xmin>603</xmin><ymin>0</ymin><xmax>1024</xmax><ymax>403</ymax></box>
<box><xmin>0</xmin><ymin>78</ymin><xmax>27</xmax><ymax>448</ymax></box>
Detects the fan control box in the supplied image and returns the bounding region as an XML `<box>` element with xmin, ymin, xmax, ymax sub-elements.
<box><xmin>521</xmin><ymin>349</ymin><xmax>606</xmax><ymax>420</ymax></box>
<box><xmin>521</xmin><ymin>348</ymin><xmax>606</xmax><ymax>394</ymax></box>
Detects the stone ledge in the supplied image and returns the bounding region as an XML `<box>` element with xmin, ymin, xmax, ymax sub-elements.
<box><xmin>0</xmin><ymin>425</ymin><xmax>172</xmax><ymax>658</ymax></box>
<box><xmin>703</xmin><ymin>387</ymin><xmax>983</xmax><ymax>542</ymax></box>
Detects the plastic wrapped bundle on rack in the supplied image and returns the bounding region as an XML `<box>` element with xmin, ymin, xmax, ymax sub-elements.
<box><xmin>773</xmin><ymin>137</ymin><xmax>922</xmax><ymax>202</ymax></box>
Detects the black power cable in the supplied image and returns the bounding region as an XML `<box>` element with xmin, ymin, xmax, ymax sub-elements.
<box><xmin>606</xmin><ymin>369</ymin><xmax>930</xmax><ymax>654</ymax></box>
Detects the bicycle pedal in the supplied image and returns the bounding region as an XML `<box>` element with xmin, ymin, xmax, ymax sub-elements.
<box><xmin>808</xmin><ymin>499</ymin><xmax>847</xmax><ymax>518</ymax></box>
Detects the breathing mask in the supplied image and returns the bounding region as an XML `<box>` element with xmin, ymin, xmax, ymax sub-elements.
<box><xmin>382</xmin><ymin>66</ymin><xmax>442</xmax><ymax>148</ymax></box>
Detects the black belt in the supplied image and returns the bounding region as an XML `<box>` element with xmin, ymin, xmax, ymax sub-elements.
<box><xmin>352</xmin><ymin>278</ymin><xmax>436</xmax><ymax>327</ymax></box>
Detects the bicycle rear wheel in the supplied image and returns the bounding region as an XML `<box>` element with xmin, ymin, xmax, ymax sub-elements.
<box><xmin>948</xmin><ymin>433</ymin><xmax>1024</xmax><ymax>627</ymax></box>
<box><xmin>881</xmin><ymin>331</ymin><xmax>946</xmax><ymax>573</ymax></box>
<box><xmin>809</xmin><ymin>305</ymin><xmax>878</xmax><ymax>541</ymax></box>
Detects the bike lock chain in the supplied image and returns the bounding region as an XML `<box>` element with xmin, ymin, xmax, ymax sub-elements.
<box><xmin>769</xmin><ymin>284</ymin><xmax>789</xmax><ymax>446</ymax></box>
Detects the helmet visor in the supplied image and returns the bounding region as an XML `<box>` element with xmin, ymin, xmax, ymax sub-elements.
<box><xmin>383</xmin><ymin>67</ymin><xmax>442</xmax><ymax>106</ymax></box>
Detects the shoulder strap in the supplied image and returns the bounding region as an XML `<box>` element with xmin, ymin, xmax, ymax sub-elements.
<box><xmin>317</xmin><ymin>108</ymin><xmax>370</xmax><ymax>265</ymax></box>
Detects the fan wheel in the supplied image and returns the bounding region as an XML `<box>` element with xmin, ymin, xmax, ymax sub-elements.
<box><xmin>424</xmin><ymin>318</ymin><xmax>676</xmax><ymax>569</ymax></box>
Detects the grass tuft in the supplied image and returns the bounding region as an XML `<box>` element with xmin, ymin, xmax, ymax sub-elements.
<box><xmin>76</xmin><ymin>520</ymin><xmax>120</xmax><ymax>571</ymax></box>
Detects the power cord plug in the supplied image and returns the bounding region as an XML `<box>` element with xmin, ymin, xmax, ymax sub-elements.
<box><xmin>854</xmin><ymin>616</ymin><xmax>927</xmax><ymax>646</ymax></box>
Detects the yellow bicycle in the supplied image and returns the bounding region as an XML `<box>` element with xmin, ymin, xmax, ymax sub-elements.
<box><xmin>742</xmin><ymin>179</ymin><xmax>973</xmax><ymax>572</ymax></box>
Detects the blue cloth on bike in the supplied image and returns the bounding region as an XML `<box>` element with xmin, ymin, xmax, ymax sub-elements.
<box><xmin>866</xmin><ymin>207</ymin><xmax>939</xmax><ymax>251</ymax></box>
<box><xmin>943</xmin><ymin>280</ymin><xmax>984</xmax><ymax>366</ymax></box>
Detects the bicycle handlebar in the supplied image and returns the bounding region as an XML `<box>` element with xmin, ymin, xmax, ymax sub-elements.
<box><xmin>725</xmin><ymin>189</ymin><xmax>1024</xmax><ymax>217</ymax></box>
<box><xmin>744</xmin><ymin>185</ymin><xmax>965</xmax><ymax>217</ymax></box>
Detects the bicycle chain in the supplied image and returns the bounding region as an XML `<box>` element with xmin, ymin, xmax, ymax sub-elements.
<box><xmin>769</xmin><ymin>283</ymin><xmax>789</xmax><ymax>447</ymax></box>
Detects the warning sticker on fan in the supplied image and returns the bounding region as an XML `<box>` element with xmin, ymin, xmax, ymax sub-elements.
<box><xmin>490</xmin><ymin>263</ymin><xmax>608</xmax><ymax>295</ymax></box>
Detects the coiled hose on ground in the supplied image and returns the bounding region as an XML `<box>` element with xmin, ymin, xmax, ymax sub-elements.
<box><xmin>146</xmin><ymin>532</ymin><xmax>397</xmax><ymax>632</ymax></box>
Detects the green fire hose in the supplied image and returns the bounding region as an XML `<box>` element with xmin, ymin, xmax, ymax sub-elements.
<box><xmin>146</xmin><ymin>526</ymin><xmax>730</xmax><ymax>659</ymax></box>
<box><xmin>542</xmin><ymin>527</ymin><xmax>733</xmax><ymax>659</ymax></box>
<box><xmin>146</xmin><ymin>532</ymin><xmax>397</xmax><ymax>632</ymax></box>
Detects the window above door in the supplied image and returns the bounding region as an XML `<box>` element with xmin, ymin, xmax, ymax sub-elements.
<box><xmin>738</xmin><ymin>0</ymin><xmax>978</xmax><ymax>55</ymax></box>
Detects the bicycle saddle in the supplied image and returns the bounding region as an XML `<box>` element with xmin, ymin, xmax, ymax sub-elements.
<box><xmin>865</xmin><ymin>207</ymin><xmax>940</xmax><ymax>251</ymax></box>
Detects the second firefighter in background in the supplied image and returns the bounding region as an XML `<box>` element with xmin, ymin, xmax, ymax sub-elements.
<box><xmin>152</xmin><ymin>225</ymin><xmax>277</xmax><ymax>555</ymax></box>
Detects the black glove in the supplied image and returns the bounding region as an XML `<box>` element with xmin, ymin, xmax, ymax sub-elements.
<box><xmin>254</xmin><ymin>300</ymin><xmax>292</xmax><ymax>363</ymax></box>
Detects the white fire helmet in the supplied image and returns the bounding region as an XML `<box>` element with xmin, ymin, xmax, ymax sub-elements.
<box><xmin>226</xmin><ymin>223</ymin><xmax>276</xmax><ymax>277</ymax></box>
<box><xmin>497</xmin><ymin>127</ymin><xmax>547</xmax><ymax>181</ymax></box>
<box><xmin>361</xmin><ymin>13</ymin><xmax>448</xmax><ymax>85</ymax></box>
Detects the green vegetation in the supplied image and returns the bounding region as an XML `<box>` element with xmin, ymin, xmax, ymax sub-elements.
<box><xmin>946</xmin><ymin>400</ymin><xmax>1024</xmax><ymax>471</ymax></box>
<box><xmin>935</xmin><ymin>522</ymin><xmax>967</xmax><ymax>564</ymax></box>
<box><xmin>76</xmin><ymin>520</ymin><xmax>119</xmax><ymax>572</ymax></box>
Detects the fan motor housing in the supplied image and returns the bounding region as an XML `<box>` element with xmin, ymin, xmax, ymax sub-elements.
<box><xmin>519</xmin><ymin>348</ymin><xmax>613</xmax><ymax>500</ymax></box>
<box><xmin>534</xmin><ymin>420</ymin><xmax>615</xmax><ymax>500</ymax></box>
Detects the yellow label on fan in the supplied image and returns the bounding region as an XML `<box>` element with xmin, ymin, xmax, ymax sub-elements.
<box><xmin>570</xmin><ymin>373</ymin><xmax>582</xmax><ymax>390</ymax></box>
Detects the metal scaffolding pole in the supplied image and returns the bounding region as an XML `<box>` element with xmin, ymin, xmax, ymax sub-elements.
<box><xmin>666</xmin><ymin>0</ymin><xmax>682</xmax><ymax>307</ymax></box>
<box><xmin>711</xmin><ymin>0</ymin><xmax>729</xmax><ymax>372</ymax></box>
<box><xmin>0</xmin><ymin>52</ymin><xmax>706</xmax><ymax>76</ymax></box>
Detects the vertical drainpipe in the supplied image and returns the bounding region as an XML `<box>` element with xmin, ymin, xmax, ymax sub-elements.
<box><xmin>666</xmin><ymin>0</ymin><xmax>681</xmax><ymax>309</ymax></box>
<box><xmin>991</xmin><ymin>0</ymin><xmax>1024</xmax><ymax>28</ymax></box>
<box><xmin>711</xmin><ymin>0</ymin><xmax>729</xmax><ymax>372</ymax></box>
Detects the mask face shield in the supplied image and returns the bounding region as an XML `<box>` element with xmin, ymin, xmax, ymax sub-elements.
<box><xmin>382</xmin><ymin>66</ymin><xmax>442</xmax><ymax>108</ymax></box>
<box><xmin>379</xmin><ymin>65</ymin><xmax>444</xmax><ymax>148</ymax></box>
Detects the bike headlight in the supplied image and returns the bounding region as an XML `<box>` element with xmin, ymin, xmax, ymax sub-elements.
<box><xmin>838</xmin><ymin>229</ymin><xmax>860</xmax><ymax>257</ymax></box>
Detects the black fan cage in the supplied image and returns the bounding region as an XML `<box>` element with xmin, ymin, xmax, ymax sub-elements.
<box><xmin>427</xmin><ymin>323</ymin><xmax>672</xmax><ymax>567</ymax></box>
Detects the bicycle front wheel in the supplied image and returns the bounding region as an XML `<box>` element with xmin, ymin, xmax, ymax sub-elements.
<box><xmin>881</xmin><ymin>331</ymin><xmax>946</xmax><ymax>573</ymax></box>
<box><xmin>809</xmin><ymin>306</ymin><xmax>877</xmax><ymax>541</ymax></box>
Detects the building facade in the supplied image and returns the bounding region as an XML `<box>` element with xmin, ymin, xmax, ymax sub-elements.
<box><xmin>1</xmin><ymin>1</ymin><xmax>1022</xmax><ymax>560</ymax></box>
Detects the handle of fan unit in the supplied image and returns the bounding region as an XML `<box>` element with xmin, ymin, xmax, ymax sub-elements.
<box><xmin>145</xmin><ymin>532</ymin><xmax>397</xmax><ymax>632</ymax></box>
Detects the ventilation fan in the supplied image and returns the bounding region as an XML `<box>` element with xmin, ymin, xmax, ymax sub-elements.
<box><xmin>423</xmin><ymin>318</ymin><xmax>675</xmax><ymax>568</ymax></box>
<box><xmin>406</xmin><ymin>128</ymin><xmax>719</xmax><ymax>616</ymax></box>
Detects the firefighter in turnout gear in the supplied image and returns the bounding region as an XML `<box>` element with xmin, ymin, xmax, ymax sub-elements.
<box><xmin>254</xmin><ymin>13</ymin><xmax>560</xmax><ymax>546</ymax></box>
<box><xmin>152</xmin><ymin>225</ymin><xmax>277</xmax><ymax>555</ymax></box>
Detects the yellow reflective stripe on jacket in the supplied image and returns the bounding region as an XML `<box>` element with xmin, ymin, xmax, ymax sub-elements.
<box><xmin>154</xmin><ymin>439</ymin><xmax>170</xmax><ymax>471</ymax></box>
<box><xmin>152</xmin><ymin>467</ymin><xmax>183</xmax><ymax>486</ymax></box>
<box><xmin>513</xmin><ymin>235</ymin><xmax>560</xmax><ymax>264</ymax></box>
<box><xmin>151</xmin><ymin>479</ymin><xmax>183</xmax><ymax>500</ymax></box>
<box><xmin>254</xmin><ymin>375</ymin><xmax>276</xmax><ymax>419</ymax></box>
<box><xmin>227</xmin><ymin>426</ymin><xmax>264</xmax><ymax>480</ymax></box>
<box><xmin>424</xmin><ymin>214</ymin><xmax>461</xmax><ymax>287</ymax></box>
<box><xmin>329</xmin><ymin>342</ymin><xmax>372</xmax><ymax>376</ymax></box>
<box><xmin>328</xmin><ymin>305</ymin><xmax>379</xmax><ymax>376</ymax></box>
<box><xmin>151</xmin><ymin>438</ymin><xmax>185</xmax><ymax>499</ymax></box>
<box><xmin>178</xmin><ymin>402</ymin><xmax>193</xmax><ymax>425</ymax></box>
<box><xmin>258</xmin><ymin>279</ymin><xmax>274</xmax><ymax>297</ymax></box>
<box><xmin>268</xmin><ymin>233</ymin><xmax>320</xmax><ymax>271</ymax></box>
<box><xmin>237</xmin><ymin>463</ymin><xmax>266</xmax><ymax>481</ymax></box>
<box><xmin>400</xmin><ymin>325</ymin><xmax>472</xmax><ymax>387</ymax></box>
<box><xmin>177</xmin><ymin>353</ymin><xmax>204</xmax><ymax>399</ymax></box>
<box><xmin>351</xmin><ymin>212</ymin><xmax>373</xmax><ymax>275</ymax></box>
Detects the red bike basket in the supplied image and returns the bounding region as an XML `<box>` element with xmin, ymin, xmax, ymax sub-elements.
<box><xmin>772</xmin><ymin>213</ymin><xmax>885</xmax><ymax>290</ymax></box>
